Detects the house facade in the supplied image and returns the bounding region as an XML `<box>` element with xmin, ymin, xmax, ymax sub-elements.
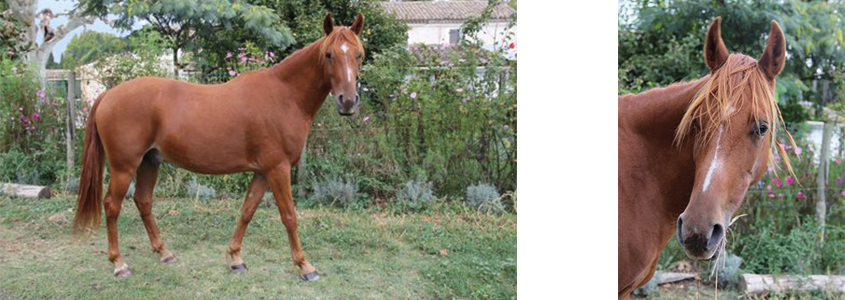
<box><xmin>382</xmin><ymin>1</ymin><xmax>516</xmax><ymax>53</ymax></box>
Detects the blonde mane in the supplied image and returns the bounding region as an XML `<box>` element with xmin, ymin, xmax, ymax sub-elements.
<box><xmin>674</xmin><ymin>54</ymin><xmax>796</xmax><ymax>173</ymax></box>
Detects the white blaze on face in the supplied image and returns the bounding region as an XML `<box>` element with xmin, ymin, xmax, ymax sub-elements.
<box><xmin>340</xmin><ymin>42</ymin><xmax>352</xmax><ymax>82</ymax></box>
<box><xmin>702</xmin><ymin>125</ymin><xmax>724</xmax><ymax>192</ymax></box>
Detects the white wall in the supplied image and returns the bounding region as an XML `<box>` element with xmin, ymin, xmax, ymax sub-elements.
<box><xmin>407</xmin><ymin>22</ymin><xmax>517</xmax><ymax>51</ymax></box>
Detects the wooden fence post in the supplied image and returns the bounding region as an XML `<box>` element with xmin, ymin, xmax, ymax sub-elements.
<box><xmin>817</xmin><ymin>121</ymin><xmax>833</xmax><ymax>248</ymax></box>
<box><xmin>66</xmin><ymin>71</ymin><xmax>77</xmax><ymax>176</ymax></box>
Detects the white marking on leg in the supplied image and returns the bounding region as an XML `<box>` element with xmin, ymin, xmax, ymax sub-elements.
<box><xmin>702</xmin><ymin>125</ymin><xmax>724</xmax><ymax>192</ymax></box>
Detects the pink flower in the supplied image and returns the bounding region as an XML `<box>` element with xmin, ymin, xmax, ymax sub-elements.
<box><xmin>226</xmin><ymin>52</ymin><xmax>233</xmax><ymax>58</ymax></box>
<box><xmin>768</xmin><ymin>191</ymin><xmax>775</xmax><ymax>198</ymax></box>
<box><xmin>32</xmin><ymin>113</ymin><xmax>40</xmax><ymax>120</ymax></box>
<box><xmin>841</xmin><ymin>190</ymin><xmax>845</xmax><ymax>197</ymax></box>
<box><xmin>837</xmin><ymin>159</ymin><xmax>842</xmax><ymax>165</ymax></box>
<box><xmin>410</xmin><ymin>92</ymin><xmax>417</xmax><ymax>99</ymax></box>
<box><xmin>795</xmin><ymin>146</ymin><xmax>803</xmax><ymax>156</ymax></box>
<box><xmin>838</xmin><ymin>178</ymin><xmax>844</xmax><ymax>184</ymax></box>
<box><xmin>228</xmin><ymin>70</ymin><xmax>237</xmax><ymax>76</ymax></box>
<box><xmin>777</xmin><ymin>193</ymin><xmax>784</xmax><ymax>198</ymax></box>
<box><xmin>20</xmin><ymin>115</ymin><xmax>29</xmax><ymax>122</ymax></box>
<box><xmin>767</xmin><ymin>184</ymin><xmax>772</xmax><ymax>190</ymax></box>
<box><xmin>455</xmin><ymin>88</ymin><xmax>464</xmax><ymax>93</ymax></box>
<box><xmin>796</xmin><ymin>191</ymin><xmax>804</xmax><ymax>199</ymax></box>
<box><xmin>509</xmin><ymin>42</ymin><xmax>515</xmax><ymax>49</ymax></box>
<box><xmin>362</xmin><ymin>116</ymin><xmax>370</xmax><ymax>122</ymax></box>
<box><xmin>36</xmin><ymin>90</ymin><xmax>46</xmax><ymax>99</ymax></box>
<box><xmin>7</xmin><ymin>51</ymin><xmax>14</xmax><ymax>55</ymax></box>
<box><xmin>776</xmin><ymin>180</ymin><xmax>783</xmax><ymax>188</ymax></box>
<box><xmin>785</xmin><ymin>176</ymin><xmax>794</xmax><ymax>185</ymax></box>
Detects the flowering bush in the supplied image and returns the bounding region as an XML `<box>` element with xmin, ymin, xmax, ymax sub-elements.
<box><xmin>0</xmin><ymin>54</ymin><xmax>66</xmax><ymax>184</ymax></box>
<box><xmin>223</xmin><ymin>42</ymin><xmax>276</xmax><ymax>79</ymax></box>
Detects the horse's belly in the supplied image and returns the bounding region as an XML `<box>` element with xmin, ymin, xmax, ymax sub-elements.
<box><xmin>154</xmin><ymin>141</ymin><xmax>255</xmax><ymax>175</ymax></box>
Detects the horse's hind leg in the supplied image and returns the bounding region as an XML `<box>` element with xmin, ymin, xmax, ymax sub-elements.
<box><xmin>226</xmin><ymin>173</ymin><xmax>268</xmax><ymax>272</ymax></box>
<box><xmin>105</xmin><ymin>168</ymin><xmax>133</xmax><ymax>277</ymax></box>
<box><xmin>265</xmin><ymin>165</ymin><xmax>318</xmax><ymax>281</ymax></box>
<box><xmin>133</xmin><ymin>151</ymin><xmax>175</xmax><ymax>263</ymax></box>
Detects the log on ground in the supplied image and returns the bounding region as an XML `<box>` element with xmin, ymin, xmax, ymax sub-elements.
<box><xmin>0</xmin><ymin>183</ymin><xmax>51</xmax><ymax>199</ymax></box>
<box><xmin>741</xmin><ymin>274</ymin><xmax>845</xmax><ymax>295</ymax></box>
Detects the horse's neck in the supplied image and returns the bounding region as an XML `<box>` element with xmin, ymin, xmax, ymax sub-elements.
<box><xmin>619</xmin><ymin>77</ymin><xmax>708</xmax><ymax>217</ymax></box>
<box><xmin>268</xmin><ymin>43</ymin><xmax>331</xmax><ymax>119</ymax></box>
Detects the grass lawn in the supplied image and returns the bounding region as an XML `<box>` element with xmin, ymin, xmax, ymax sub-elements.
<box><xmin>0</xmin><ymin>194</ymin><xmax>516</xmax><ymax>299</ymax></box>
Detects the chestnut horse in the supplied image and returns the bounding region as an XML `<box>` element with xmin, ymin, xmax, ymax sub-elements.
<box><xmin>72</xmin><ymin>13</ymin><xmax>366</xmax><ymax>281</ymax></box>
<box><xmin>618</xmin><ymin>18</ymin><xmax>792</xmax><ymax>298</ymax></box>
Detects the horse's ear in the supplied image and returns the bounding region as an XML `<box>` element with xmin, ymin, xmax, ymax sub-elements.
<box><xmin>704</xmin><ymin>17</ymin><xmax>729</xmax><ymax>72</ymax></box>
<box><xmin>323</xmin><ymin>13</ymin><xmax>334</xmax><ymax>36</ymax></box>
<box><xmin>350</xmin><ymin>13</ymin><xmax>365</xmax><ymax>35</ymax></box>
<box><xmin>758</xmin><ymin>20</ymin><xmax>786</xmax><ymax>80</ymax></box>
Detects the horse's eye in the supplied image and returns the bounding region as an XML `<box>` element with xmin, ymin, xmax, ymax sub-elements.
<box><xmin>325</xmin><ymin>52</ymin><xmax>332</xmax><ymax>59</ymax></box>
<box><xmin>356</xmin><ymin>53</ymin><xmax>363</xmax><ymax>60</ymax></box>
<box><xmin>753</xmin><ymin>122</ymin><xmax>768</xmax><ymax>137</ymax></box>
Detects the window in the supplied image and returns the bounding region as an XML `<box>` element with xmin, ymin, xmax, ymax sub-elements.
<box><xmin>449</xmin><ymin>29</ymin><xmax>461</xmax><ymax>45</ymax></box>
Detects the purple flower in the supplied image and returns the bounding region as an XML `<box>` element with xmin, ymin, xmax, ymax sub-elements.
<box><xmin>11</xmin><ymin>66</ymin><xmax>17</xmax><ymax>74</ymax></box>
<box><xmin>838</xmin><ymin>178</ymin><xmax>844</xmax><ymax>184</ymax></box>
<box><xmin>20</xmin><ymin>115</ymin><xmax>29</xmax><ymax>122</ymax></box>
<box><xmin>362</xmin><ymin>116</ymin><xmax>370</xmax><ymax>122</ymax></box>
<box><xmin>7</xmin><ymin>51</ymin><xmax>14</xmax><ymax>55</ymax></box>
<box><xmin>36</xmin><ymin>90</ymin><xmax>46</xmax><ymax>99</ymax></box>
<box><xmin>226</xmin><ymin>52</ymin><xmax>233</xmax><ymax>58</ymax></box>
<box><xmin>410</xmin><ymin>92</ymin><xmax>417</xmax><ymax>99</ymax></box>
<box><xmin>796</xmin><ymin>191</ymin><xmax>804</xmax><ymax>199</ymax></box>
<box><xmin>841</xmin><ymin>190</ymin><xmax>845</xmax><ymax>197</ymax></box>
<box><xmin>455</xmin><ymin>88</ymin><xmax>464</xmax><ymax>93</ymax></box>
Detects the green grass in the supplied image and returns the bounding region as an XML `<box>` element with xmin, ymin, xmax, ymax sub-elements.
<box><xmin>0</xmin><ymin>194</ymin><xmax>516</xmax><ymax>299</ymax></box>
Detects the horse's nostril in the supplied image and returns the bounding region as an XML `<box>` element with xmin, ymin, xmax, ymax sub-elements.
<box><xmin>338</xmin><ymin>95</ymin><xmax>344</xmax><ymax>102</ymax></box>
<box><xmin>676</xmin><ymin>217</ymin><xmax>684</xmax><ymax>245</ymax></box>
<box><xmin>708</xmin><ymin>223</ymin><xmax>725</xmax><ymax>249</ymax></box>
<box><xmin>354</xmin><ymin>95</ymin><xmax>360</xmax><ymax>103</ymax></box>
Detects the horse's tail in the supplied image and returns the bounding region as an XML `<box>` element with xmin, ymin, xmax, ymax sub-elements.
<box><xmin>72</xmin><ymin>92</ymin><xmax>107</xmax><ymax>236</ymax></box>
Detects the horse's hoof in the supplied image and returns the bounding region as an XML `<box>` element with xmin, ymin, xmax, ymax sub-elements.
<box><xmin>301</xmin><ymin>271</ymin><xmax>320</xmax><ymax>282</ymax></box>
<box><xmin>230</xmin><ymin>263</ymin><xmax>247</xmax><ymax>273</ymax></box>
<box><xmin>161</xmin><ymin>255</ymin><xmax>177</xmax><ymax>264</ymax></box>
<box><xmin>114</xmin><ymin>264</ymin><xmax>131</xmax><ymax>278</ymax></box>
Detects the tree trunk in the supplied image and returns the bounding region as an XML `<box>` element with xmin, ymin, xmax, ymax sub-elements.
<box><xmin>817</xmin><ymin>121</ymin><xmax>833</xmax><ymax>248</ymax></box>
<box><xmin>741</xmin><ymin>274</ymin><xmax>845</xmax><ymax>295</ymax></box>
<box><xmin>173</xmin><ymin>47</ymin><xmax>180</xmax><ymax>78</ymax></box>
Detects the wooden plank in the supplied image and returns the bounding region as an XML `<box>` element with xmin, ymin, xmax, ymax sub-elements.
<box><xmin>741</xmin><ymin>274</ymin><xmax>845</xmax><ymax>295</ymax></box>
<box><xmin>0</xmin><ymin>183</ymin><xmax>51</xmax><ymax>199</ymax></box>
<box><xmin>66</xmin><ymin>71</ymin><xmax>77</xmax><ymax>176</ymax></box>
<box><xmin>658</xmin><ymin>272</ymin><xmax>697</xmax><ymax>284</ymax></box>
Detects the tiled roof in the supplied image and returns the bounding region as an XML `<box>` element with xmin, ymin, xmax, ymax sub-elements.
<box><xmin>381</xmin><ymin>1</ymin><xmax>516</xmax><ymax>24</ymax></box>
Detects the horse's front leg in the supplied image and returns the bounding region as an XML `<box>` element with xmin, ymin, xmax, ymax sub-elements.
<box><xmin>226</xmin><ymin>172</ymin><xmax>268</xmax><ymax>272</ymax></box>
<box><xmin>264</xmin><ymin>164</ymin><xmax>319</xmax><ymax>281</ymax></box>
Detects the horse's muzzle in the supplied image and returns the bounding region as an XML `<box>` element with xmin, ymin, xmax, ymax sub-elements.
<box><xmin>335</xmin><ymin>94</ymin><xmax>360</xmax><ymax>116</ymax></box>
<box><xmin>676</xmin><ymin>216</ymin><xmax>724</xmax><ymax>260</ymax></box>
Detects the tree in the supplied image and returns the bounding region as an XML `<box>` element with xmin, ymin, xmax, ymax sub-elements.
<box><xmin>81</xmin><ymin>0</ymin><xmax>295</xmax><ymax>76</ymax></box>
<box><xmin>190</xmin><ymin>0</ymin><xmax>407</xmax><ymax>71</ymax></box>
<box><xmin>4</xmin><ymin>0</ymin><xmax>96</xmax><ymax>74</ymax></box>
<box><xmin>60</xmin><ymin>30</ymin><xmax>125</xmax><ymax>69</ymax></box>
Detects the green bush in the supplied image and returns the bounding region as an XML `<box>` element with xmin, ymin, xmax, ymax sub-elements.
<box><xmin>310</xmin><ymin>176</ymin><xmax>361</xmax><ymax>208</ymax></box>
<box><xmin>466</xmin><ymin>183</ymin><xmax>504</xmax><ymax>214</ymax></box>
<box><xmin>395</xmin><ymin>178</ymin><xmax>435</xmax><ymax>212</ymax></box>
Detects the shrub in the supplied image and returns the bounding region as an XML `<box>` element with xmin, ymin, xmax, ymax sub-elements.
<box><xmin>466</xmin><ymin>183</ymin><xmax>504</xmax><ymax>213</ymax></box>
<box><xmin>187</xmin><ymin>177</ymin><xmax>217</xmax><ymax>200</ymax></box>
<box><xmin>713</xmin><ymin>252</ymin><xmax>743</xmax><ymax>288</ymax></box>
<box><xmin>310</xmin><ymin>176</ymin><xmax>360</xmax><ymax>208</ymax></box>
<box><xmin>395</xmin><ymin>179</ymin><xmax>435</xmax><ymax>212</ymax></box>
